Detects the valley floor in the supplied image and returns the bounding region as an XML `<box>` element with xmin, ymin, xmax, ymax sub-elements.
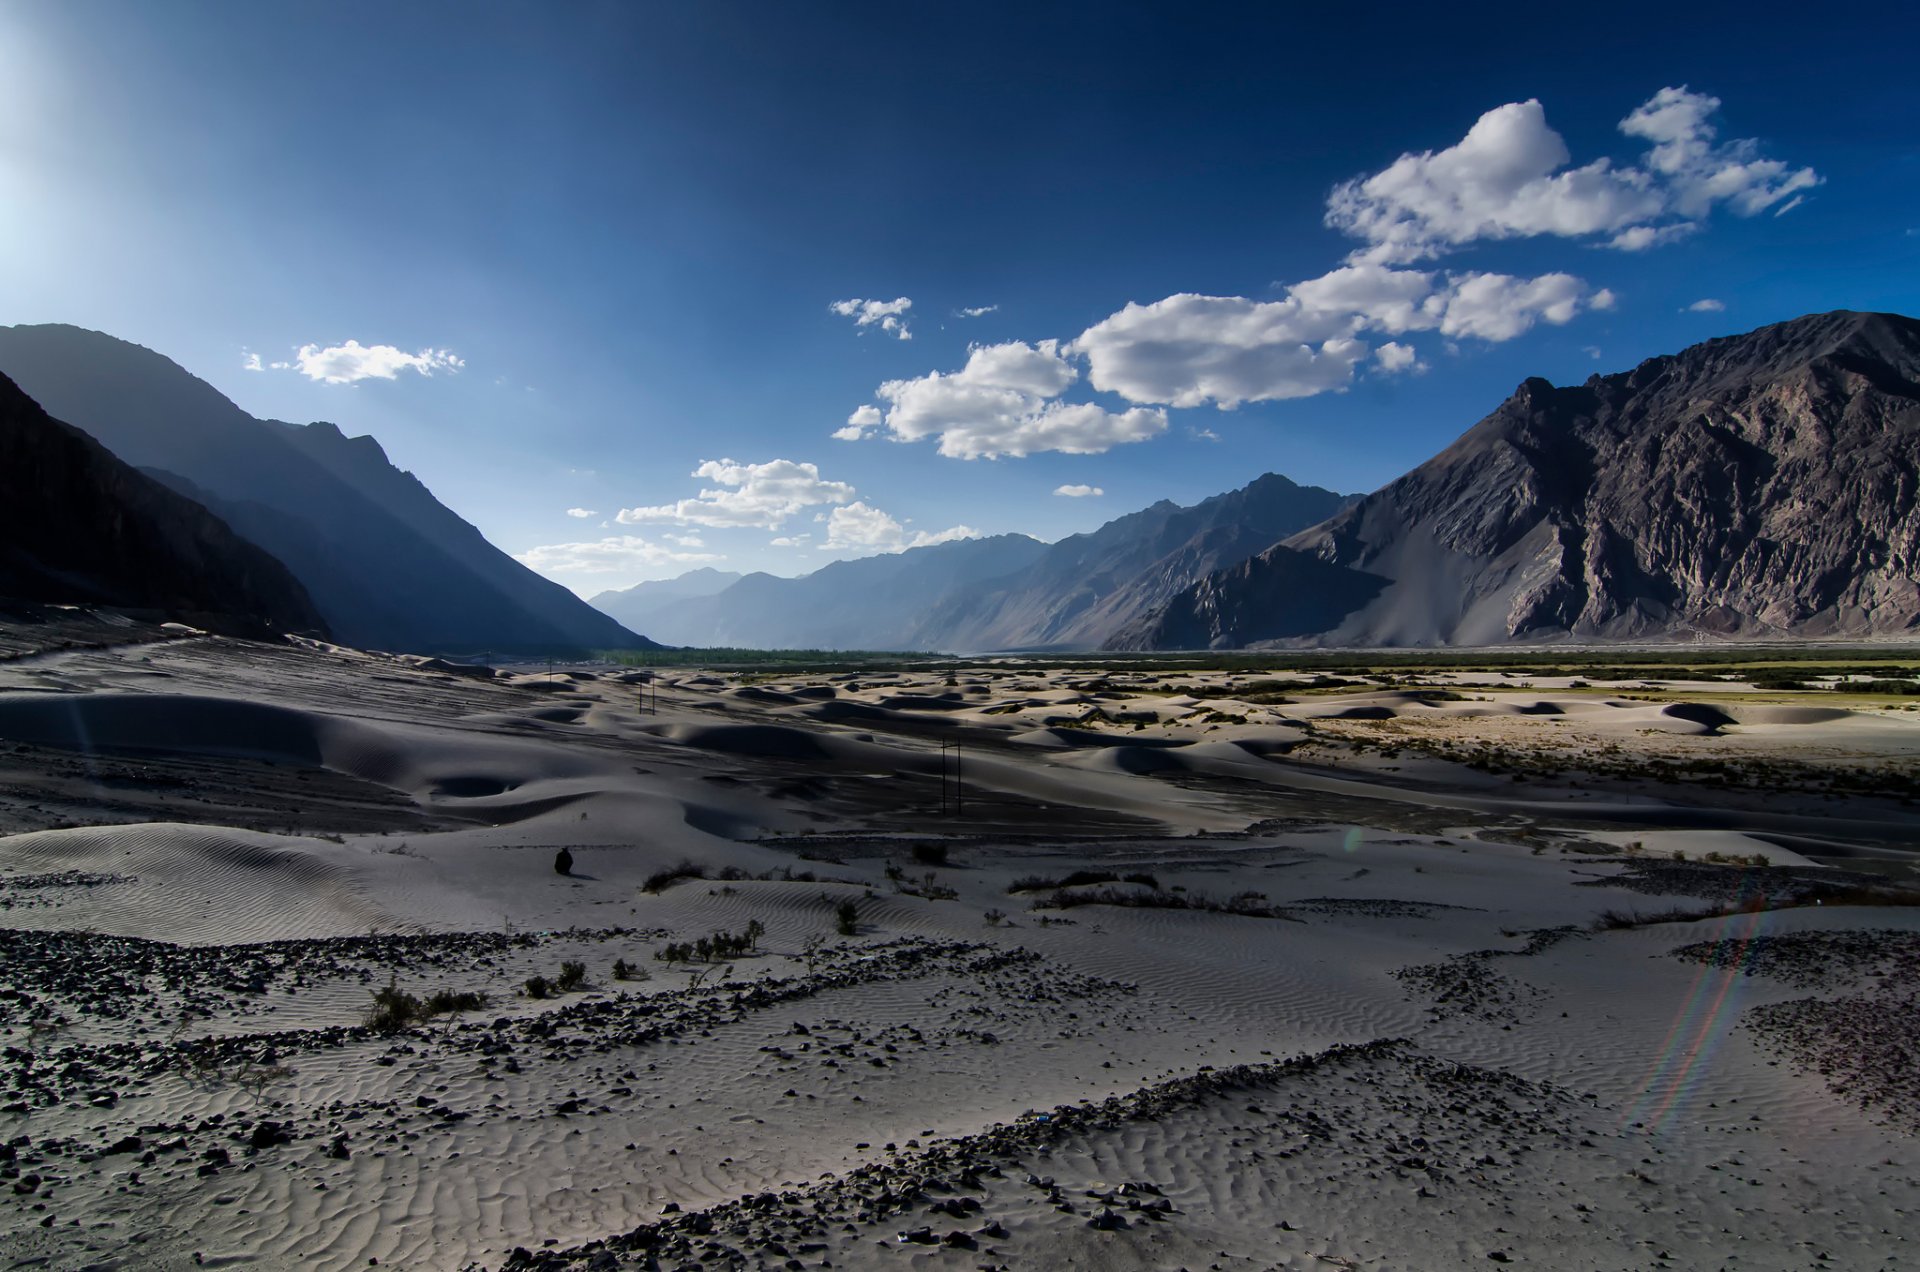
<box><xmin>0</xmin><ymin>627</ymin><xmax>1917</xmax><ymax>1270</ymax></box>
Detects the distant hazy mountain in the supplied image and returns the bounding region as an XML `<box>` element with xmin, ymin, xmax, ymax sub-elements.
<box><xmin>1120</xmin><ymin>311</ymin><xmax>1920</xmax><ymax>648</ymax></box>
<box><xmin>625</xmin><ymin>536</ymin><xmax>1049</xmax><ymax>649</ymax></box>
<box><xmin>0</xmin><ymin>371</ymin><xmax>326</xmax><ymax>639</ymax></box>
<box><xmin>0</xmin><ymin>324</ymin><xmax>656</xmax><ymax>655</ymax></box>
<box><xmin>590</xmin><ymin>567</ymin><xmax>744</xmax><ymax>634</ymax></box>
<box><xmin>916</xmin><ymin>473</ymin><xmax>1353</xmax><ymax>650</ymax></box>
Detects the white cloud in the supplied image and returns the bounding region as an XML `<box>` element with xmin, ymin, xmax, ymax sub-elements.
<box><xmin>956</xmin><ymin>304</ymin><xmax>999</xmax><ymax>318</ymax></box>
<box><xmin>664</xmin><ymin>532</ymin><xmax>705</xmax><ymax>547</ymax></box>
<box><xmin>830</xmin><ymin>296</ymin><xmax>913</xmax><ymax>340</ymax></box>
<box><xmin>1374</xmin><ymin>342</ymin><xmax>1425</xmax><ymax>374</ymax></box>
<box><xmin>289</xmin><ymin>340</ymin><xmax>464</xmax><ymax>384</ymax></box>
<box><xmin>565</xmin><ymin>507</ymin><xmax>597</xmax><ymax>519</ymax></box>
<box><xmin>513</xmin><ymin>535</ymin><xmax>722</xmax><ymax>576</ymax></box>
<box><xmin>1327</xmin><ymin>88</ymin><xmax>1817</xmax><ymax>264</ymax></box>
<box><xmin>616</xmin><ymin>458</ymin><xmax>855</xmax><ymax>529</ymax></box>
<box><xmin>769</xmin><ymin>534</ymin><xmax>811</xmax><ymax>548</ymax></box>
<box><xmin>1327</xmin><ymin>99</ymin><xmax>1661</xmax><ymax>264</ymax></box>
<box><xmin>1054</xmin><ymin>484</ymin><xmax>1104</xmax><ymax>497</ymax></box>
<box><xmin>1071</xmin><ymin>266</ymin><xmax>1604</xmax><ymax>408</ymax></box>
<box><xmin>1618</xmin><ymin>87</ymin><xmax>1820</xmax><ymax>219</ymax></box>
<box><xmin>870</xmin><ymin>339</ymin><xmax>1165</xmax><ymax>459</ymax></box>
<box><xmin>833</xmin><ymin>403</ymin><xmax>883</xmax><ymax>441</ymax></box>
<box><xmin>1074</xmin><ymin>294</ymin><xmax>1368</xmax><ymax>408</ymax></box>
<box><xmin>242</xmin><ymin>351</ymin><xmax>264</xmax><ymax>372</ymax></box>
<box><xmin>823</xmin><ymin>501</ymin><xmax>979</xmax><ymax>554</ymax></box>
<box><xmin>1434</xmin><ymin>271</ymin><xmax>1587</xmax><ymax>341</ymax></box>
<box><xmin>1687</xmin><ymin>298</ymin><xmax>1727</xmax><ymax>313</ymax></box>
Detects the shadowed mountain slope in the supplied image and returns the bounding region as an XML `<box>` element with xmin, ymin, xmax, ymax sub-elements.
<box><xmin>0</xmin><ymin>324</ymin><xmax>656</xmax><ymax>655</ymax></box>
<box><xmin>0</xmin><ymin>371</ymin><xmax>327</xmax><ymax>640</ymax></box>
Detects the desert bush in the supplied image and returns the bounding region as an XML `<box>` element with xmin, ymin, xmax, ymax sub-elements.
<box><xmin>1032</xmin><ymin>885</ymin><xmax>1292</xmax><ymax>920</ymax></box>
<box><xmin>524</xmin><ymin>974</ymin><xmax>551</xmax><ymax>999</ymax></box>
<box><xmin>835</xmin><ymin>898</ymin><xmax>859</xmax><ymax>936</ymax></box>
<box><xmin>556</xmin><ymin>960</ymin><xmax>587</xmax><ymax>992</ymax></box>
<box><xmin>366</xmin><ymin>980</ymin><xmax>423</xmax><ymax>1034</ymax></box>
<box><xmin>911</xmin><ymin>843</ymin><xmax>950</xmax><ymax>867</ymax></box>
<box><xmin>1007</xmin><ymin>870</ymin><xmax>1119</xmax><ymax>894</ymax></box>
<box><xmin>654</xmin><ymin>919</ymin><xmax>766</xmax><ymax>965</ymax></box>
<box><xmin>423</xmin><ymin>989</ymin><xmax>488</xmax><ymax>1015</ymax></box>
<box><xmin>983</xmin><ymin>908</ymin><xmax>1007</xmax><ymax>927</ymax></box>
<box><xmin>642</xmin><ymin>860</ymin><xmax>707</xmax><ymax>893</ymax></box>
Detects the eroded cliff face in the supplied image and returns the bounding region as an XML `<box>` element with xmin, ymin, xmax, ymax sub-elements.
<box><xmin>1125</xmin><ymin>311</ymin><xmax>1920</xmax><ymax>649</ymax></box>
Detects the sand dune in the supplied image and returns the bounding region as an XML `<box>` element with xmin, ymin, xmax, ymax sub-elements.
<box><xmin>0</xmin><ymin>638</ymin><xmax>1916</xmax><ymax>1269</ymax></box>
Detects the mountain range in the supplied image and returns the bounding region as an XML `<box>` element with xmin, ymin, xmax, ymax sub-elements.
<box><xmin>590</xmin><ymin>472</ymin><xmax>1353</xmax><ymax>651</ymax></box>
<box><xmin>604</xmin><ymin>310</ymin><xmax>1920</xmax><ymax>653</ymax></box>
<box><xmin>2</xmin><ymin>311</ymin><xmax>1914</xmax><ymax>654</ymax></box>
<box><xmin>0</xmin><ymin>324</ymin><xmax>655</xmax><ymax>655</ymax></box>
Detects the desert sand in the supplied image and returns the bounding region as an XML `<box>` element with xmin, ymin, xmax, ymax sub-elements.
<box><xmin>1</xmin><ymin>628</ymin><xmax>1918</xmax><ymax>1270</ymax></box>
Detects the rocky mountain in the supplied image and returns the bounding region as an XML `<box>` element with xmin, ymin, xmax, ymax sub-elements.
<box><xmin>915</xmin><ymin>473</ymin><xmax>1353</xmax><ymax>650</ymax></box>
<box><xmin>0</xmin><ymin>371</ymin><xmax>327</xmax><ymax>639</ymax></box>
<box><xmin>0</xmin><ymin>324</ymin><xmax>656</xmax><ymax>655</ymax></box>
<box><xmin>590</xmin><ymin>567</ymin><xmax>744</xmax><ymax>635</ymax></box>
<box><xmin>623</xmin><ymin>536</ymin><xmax>1048</xmax><ymax>649</ymax></box>
<box><xmin>1119</xmin><ymin>310</ymin><xmax>1920</xmax><ymax>648</ymax></box>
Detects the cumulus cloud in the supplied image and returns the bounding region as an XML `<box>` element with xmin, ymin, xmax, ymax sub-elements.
<box><xmin>823</xmin><ymin>502</ymin><xmax>979</xmax><ymax>554</ymax></box>
<box><xmin>616</xmin><ymin>458</ymin><xmax>855</xmax><ymax>529</ymax></box>
<box><xmin>1071</xmin><ymin>266</ymin><xmax>1603</xmax><ymax>407</ymax></box>
<box><xmin>870</xmin><ymin>339</ymin><xmax>1166</xmax><ymax>459</ymax></box>
<box><xmin>1374</xmin><ymin>342</ymin><xmax>1425</xmax><ymax>374</ymax></box>
<box><xmin>1054</xmin><ymin>484</ymin><xmax>1104</xmax><ymax>497</ymax></box>
<box><xmin>290</xmin><ymin>340</ymin><xmax>465</xmax><ymax>384</ymax></box>
<box><xmin>513</xmin><ymin>535</ymin><xmax>722</xmax><ymax>576</ymax></box>
<box><xmin>1327</xmin><ymin>87</ymin><xmax>1817</xmax><ymax>264</ymax></box>
<box><xmin>1687</xmin><ymin>298</ymin><xmax>1727</xmax><ymax>313</ymax></box>
<box><xmin>565</xmin><ymin>507</ymin><xmax>596</xmax><ymax>519</ymax></box>
<box><xmin>1074</xmin><ymin>294</ymin><xmax>1368</xmax><ymax>408</ymax></box>
<box><xmin>830</xmin><ymin>297</ymin><xmax>913</xmax><ymax>340</ymax></box>
<box><xmin>242</xmin><ymin>351</ymin><xmax>264</xmax><ymax>372</ymax></box>
<box><xmin>833</xmin><ymin>403</ymin><xmax>883</xmax><ymax>441</ymax></box>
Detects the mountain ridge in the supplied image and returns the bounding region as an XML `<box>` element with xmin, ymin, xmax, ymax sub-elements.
<box><xmin>0</xmin><ymin>324</ymin><xmax>657</xmax><ymax>655</ymax></box>
<box><xmin>1121</xmin><ymin>310</ymin><xmax>1920</xmax><ymax>648</ymax></box>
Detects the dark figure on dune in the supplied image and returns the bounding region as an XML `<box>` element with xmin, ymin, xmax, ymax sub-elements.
<box><xmin>554</xmin><ymin>847</ymin><xmax>573</xmax><ymax>876</ymax></box>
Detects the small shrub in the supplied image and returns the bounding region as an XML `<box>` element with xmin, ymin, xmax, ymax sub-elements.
<box><xmin>422</xmin><ymin>989</ymin><xmax>487</xmax><ymax>1016</ymax></box>
<box><xmin>612</xmin><ymin>957</ymin><xmax>634</xmax><ymax>980</ymax></box>
<box><xmin>366</xmin><ymin>980</ymin><xmax>422</xmax><ymax>1034</ymax></box>
<box><xmin>911</xmin><ymin>843</ymin><xmax>950</xmax><ymax>867</ymax></box>
<box><xmin>556</xmin><ymin>960</ymin><xmax>587</xmax><ymax>992</ymax></box>
<box><xmin>835</xmin><ymin>898</ymin><xmax>859</xmax><ymax>936</ymax></box>
<box><xmin>983</xmin><ymin>908</ymin><xmax>1007</xmax><ymax>927</ymax></box>
<box><xmin>642</xmin><ymin>860</ymin><xmax>707</xmax><ymax>894</ymax></box>
<box><xmin>524</xmin><ymin>975</ymin><xmax>551</xmax><ymax>999</ymax></box>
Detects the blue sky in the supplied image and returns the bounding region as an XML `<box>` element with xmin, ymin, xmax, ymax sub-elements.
<box><xmin>3</xmin><ymin>1</ymin><xmax>1916</xmax><ymax>595</ymax></box>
